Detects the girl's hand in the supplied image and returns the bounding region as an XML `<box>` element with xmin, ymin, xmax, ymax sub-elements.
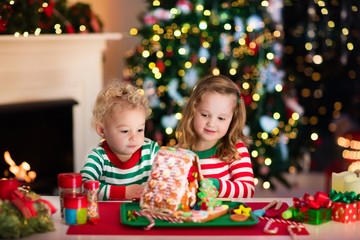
<box><xmin>125</xmin><ymin>184</ymin><xmax>144</xmax><ymax>199</ymax></box>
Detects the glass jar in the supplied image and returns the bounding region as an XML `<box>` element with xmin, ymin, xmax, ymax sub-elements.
<box><xmin>83</xmin><ymin>180</ymin><xmax>100</xmax><ymax>220</ymax></box>
<box><xmin>63</xmin><ymin>193</ymin><xmax>87</xmax><ymax>225</ymax></box>
<box><xmin>58</xmin><ymin>173</ymin><xmax>82</xmax><ymax>219</ymax></box>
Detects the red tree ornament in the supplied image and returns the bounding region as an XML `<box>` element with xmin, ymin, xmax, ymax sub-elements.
<box><xmin>156</xmin><ymin>60</ymin><xmax>166</xmax><ymax>73</ymax></box>
<box><xmin>43</xmin><ymin>1</ymin><xmax>55</xmax><ymax>17</ymax></box>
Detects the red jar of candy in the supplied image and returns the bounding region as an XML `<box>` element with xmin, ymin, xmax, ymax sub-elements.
<box><xmin>63</xmin><ymin>193</ymin><xmax>87</xmax><ymax>225</ymax></box>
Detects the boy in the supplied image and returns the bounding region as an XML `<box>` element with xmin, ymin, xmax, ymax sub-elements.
<box><xmin>80</xmin><ymin>81</ymin><xmax>159</xmax><ymax>200</ymax></box>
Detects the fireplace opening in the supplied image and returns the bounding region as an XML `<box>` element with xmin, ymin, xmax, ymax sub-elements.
<box><xmin>0</xmin><ymin>99</ymin><xmax>77</xmax><ymax>195</ymax></box>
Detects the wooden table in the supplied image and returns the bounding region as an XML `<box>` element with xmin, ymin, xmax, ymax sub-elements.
<box><xmin>22</xmin><ymin>196</ymin><xmax>360</xmax><ymax>240</ymax></box>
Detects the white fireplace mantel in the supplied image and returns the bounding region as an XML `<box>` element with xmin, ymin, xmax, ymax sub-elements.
<box><xmin>0</xmin><ymin>33</ymin><xmax>122</xmax><ymax>172</ymax></box>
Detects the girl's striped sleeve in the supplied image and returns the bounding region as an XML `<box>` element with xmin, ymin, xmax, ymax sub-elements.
<box><xmin>217</xmin><ymin>142</ymin><xmax>255</xmax><ymax>198</ymax></box>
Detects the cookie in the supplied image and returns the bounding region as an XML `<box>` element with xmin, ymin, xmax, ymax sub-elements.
<box><xmin>230</xmin><ymin>213</ymin><xmax>249</xmax><ymax>222</ymax></box>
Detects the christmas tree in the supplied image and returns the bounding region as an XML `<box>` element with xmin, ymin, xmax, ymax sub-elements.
<box><xmin>125</xmin><ymin>0</ymin><xmax>303</xmax><ymax>190</ymax></box>
<box><xmin>0</xmin><ymin>0</ymin><xmax>102</xmax><ymax>35</ymax></box>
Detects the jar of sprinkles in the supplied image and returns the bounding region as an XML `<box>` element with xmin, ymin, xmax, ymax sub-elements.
<box><xmin>63</xmin><ymin>193</ymin><xmax>87</xmax><ymax>225</ymax></box>
<box><xmin>83</xmin><ymin>180</ymin><xmax>100</xmax><ymax>220</ymax></box>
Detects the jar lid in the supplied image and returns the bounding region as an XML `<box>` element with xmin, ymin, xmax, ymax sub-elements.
<box><xmin>58</xmin><ymin>173</ymin><xmax>82</xmax><ymax>188</ymax></box>
<box><xmin>83</xmin><ymin>180</ymin><xmax>100</xmax><ymax>189</ymax></box>
<box><xmin>63</xmin><ymin>193</ymin><xmax>87</xmax><ymax>209</ymax></box>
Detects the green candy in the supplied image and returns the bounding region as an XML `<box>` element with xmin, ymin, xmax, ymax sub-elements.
<box><xmin>181</xmin><ymin>212</ymin><xmax>192</xmax><ymax>217</ymax></box>
<box><xmin>282</xmin><ymin>209</ymin><xmax>293</xmax><ymax>219</ymax></box>
<box><xmin>77</xmin><ymin>208</ymin><xmax>87</xmax><ymax>225</ymax></box>
<box><xmin>197</xmin><ymin>192</ymin><xmax>206</xmax><ymax>199</ymax></box>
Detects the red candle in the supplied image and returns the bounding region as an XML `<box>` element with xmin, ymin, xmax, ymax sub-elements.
<box><xmin>0</xmin><ymin>179</ymin><xmax>19</xmax><ymax>200</ymax></box>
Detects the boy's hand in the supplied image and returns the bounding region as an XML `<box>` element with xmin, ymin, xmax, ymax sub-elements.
<box><xmin>125</xmin><ymin>184</ymin><xmax>144</xmax><ymax>199</ymax></box>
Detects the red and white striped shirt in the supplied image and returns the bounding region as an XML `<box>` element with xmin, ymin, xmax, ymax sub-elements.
<box><xmin>195</xmin><ymin>142</ymin><xmax>255</xmax><ymax>199</ymax></box>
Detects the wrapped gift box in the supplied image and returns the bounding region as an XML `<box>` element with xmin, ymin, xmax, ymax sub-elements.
<box><xmin>332</xmin><ymin>201</ymin><xmax>359</xmax><ymax>223</ymax></box>
<box><xmin>292</xmin><ymin>207</ymin><xmax>332</xmax><ymax>225</ymax></box>
<box><xmin>289</xmin><ymin>192</ymin><xmax>333</xmax><ymax>225</ymax></box>
<box><xmin>329</xmin><ymin>190</ymin><xmax>360</xmax><ymax>223</ymax></box>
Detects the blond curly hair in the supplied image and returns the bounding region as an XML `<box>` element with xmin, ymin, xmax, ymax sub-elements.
<box><xmin>92</xmin><ymin>80</ymin><xmax>150</xmax><ymax>128</ymax></box>
<box><xmin>176</xmin><ymin>75</ymin><xmax>249</xmax><ymax>162</ymax></box>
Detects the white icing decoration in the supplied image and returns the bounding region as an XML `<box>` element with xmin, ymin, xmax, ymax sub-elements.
<box><xmin>159</xmin><ymin>182</ymin><xmax>167</xmax><ymax>190</ymax></box>
<box><xmin>162</xmin><ymin>169</ymin><xmax>171</xmax><ymax>178</ymax></box>
<box><xmin>167</xmin><ymin>157</ymin><xmax>176</xmax><ymax>168</ymax></box>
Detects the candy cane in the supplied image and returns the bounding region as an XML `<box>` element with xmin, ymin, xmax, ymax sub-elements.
<box><xmin>288</xmin><ymin>225</ymin><xmax>305</xmax><ymax>240</ymax></box>
<box><xmin>263</xmin><ymin>219</ymin><xmax>278</xmax><ymax>234</ymax></box>
<box><xmin>135</xmin><ymin>210</ymin><xmax>184</xmax><ymax>223</ymax></box>
<box><xmin>259</xmin><ymin>216</ymin><xmax>304</xmax><ymax>227</ymax></box>
<box><xmin>139</xmin><ymin>210</ymin><xmax>155</xmax><ymax>230</ymax></box>
<box><xmin>134</xmin><ymin>210</ymin><xmax>184</xmax><ymax>230</ymax></box>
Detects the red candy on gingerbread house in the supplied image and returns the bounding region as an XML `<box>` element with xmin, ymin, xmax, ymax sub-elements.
<box><xmin>140</xmin><ymin>147</ymin><xmax>228</xmax><ymax>223</ymax></box>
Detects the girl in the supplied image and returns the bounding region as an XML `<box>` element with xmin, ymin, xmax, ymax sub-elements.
<box><xmin>81</xmin><ymin>81</ymin><xmax>160</xmax><ymax>200</ymax></box>
<box><xmin>176</xmin><ymin>75</ymin><xmax>255</xmax><ymax>198</ymax></box>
